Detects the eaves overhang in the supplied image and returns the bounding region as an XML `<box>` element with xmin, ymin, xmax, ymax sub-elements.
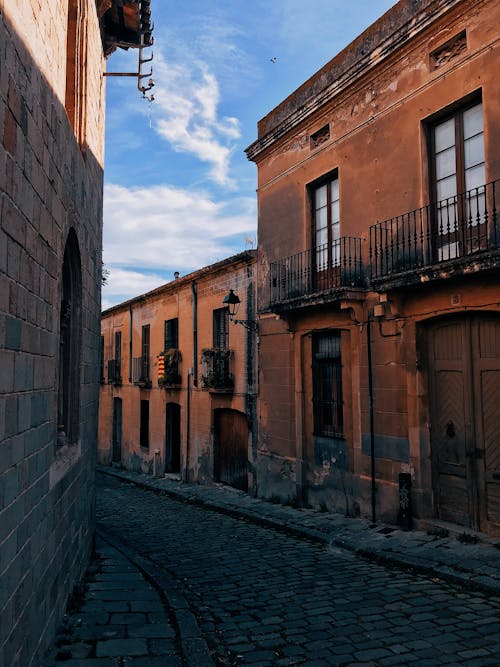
<box><xmin>245</xmin><ymin>0</ymin><xmax>465</xmax><ymax>162</ymax></box>
<box><xmin>98</xmin><ymin>0</ymin><xmax>153</xmax><ymax>57</ymax></box>
<box><xmin>102</xmin><ymin>250</ymin><xmax>257</xmax><ymax>317</ymax></box>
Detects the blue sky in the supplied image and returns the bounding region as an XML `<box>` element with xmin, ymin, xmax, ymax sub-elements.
<box><xmin>102</xmin><ymin>0</ymin><xmax>397</xmax><ymax>309</ymax></box>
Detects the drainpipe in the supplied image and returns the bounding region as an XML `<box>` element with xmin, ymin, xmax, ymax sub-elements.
<box><xmin>245</xmin><ymin>272</ymin><xmax>258</xmax><ymax>495</ymax></box>
<box><xmin>367</xmin><ymin>312</ymin><xmax>376</xmax><ymax>524</ymax></box>
<box><xmin>191</xmin><ymin>281</ymin><xmax>198</xmax><ymax>386</ymax></box>
<box><xmin>185</xmin><ymin>369</ymin><xmax>191</xmax><ymax>482</ymax></box>
<box><xmin>128</xmin><ymin>304</ymin><xmax>133</xmax><ymax>383</ymax></box>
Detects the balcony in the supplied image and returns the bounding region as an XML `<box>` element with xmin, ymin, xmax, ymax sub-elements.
<box><xmin>158</xmin><ymin>349</ymin><xmax>182</xmax><ymax>388</ymax></box>
<box><xmin>201</xmin><ymin>349</ymin><xmax>234</xmax><ymax>393</ymax></box>
<box><xmin>268</xmin><ymin>237</ymin><xmax>364</xmax><ymax>310</ymax></box>
<box><xmin>370</xmin><ymin>180</ymin><xmax>500</xmax><ymax>288</ymax></box>
<box><xmin>132</xmin><ymin>356</ymin><xmax>151</xmax><ymax>388</ymax></box>
<box><xmin>107</xmin><ymin>359</ymin><xmax>122</xmax><ymax>386</ymax></box>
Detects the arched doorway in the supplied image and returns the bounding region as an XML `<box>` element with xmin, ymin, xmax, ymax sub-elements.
<box><xmin>214</xmin><ymin>409</ymin><xmax>248</xmax><ymax>491</ymax></box>
<box><xmin>165</xmin><ymin>403</ymin><xmax>181</xmax><ymax>474</ymax></box>
<box><xmin>426</xmin><ymin>313</ymin><xmax>500</xmax><ymax>534</ymax></box>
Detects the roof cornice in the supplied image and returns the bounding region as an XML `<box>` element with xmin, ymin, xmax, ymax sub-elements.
<box><xmin>245</xmin><ymin>0</ymin><xmax>465</xmax><ymax>162</ymax></box>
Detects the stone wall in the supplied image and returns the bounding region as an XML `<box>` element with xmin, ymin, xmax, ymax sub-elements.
<box><xmin>0</xmin><ymin>1</ymin><xmax>105</xmax><ymax>664</ymax></box>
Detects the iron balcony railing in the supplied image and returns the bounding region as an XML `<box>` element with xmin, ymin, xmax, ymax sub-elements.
<box><xmin>107</xmin><ymin>358</ymin><xmax>122</xmax><ymax>385</ymax></box>
<box><xmin>370</xmin><ymin>180</ymin><xmax>499</xmax><ymax>280</ymax></box>
<box><xmin>201</xmin><ymin>348</ymin><xmax>234</xmax><ymax>392</ymax></box>
<box><xmin>269</xmin><ymin>237</ymin><xmax>364</xmax><ymax>307</ymax></box>
<box><xmin>158</xmin><ymin>349</ymin><xmax>182</xmax><ymax>387</ymax></box>
<box><xmin>132</xmin><ymin>356</ymin><xmax>151</xmax><ymax>387</ymax></box>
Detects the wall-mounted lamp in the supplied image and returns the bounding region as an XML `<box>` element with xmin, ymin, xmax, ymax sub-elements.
<box><xmin>222</xmin><ymin>289</ymin><xmax>258</xmax><ymax>332</ymax></box>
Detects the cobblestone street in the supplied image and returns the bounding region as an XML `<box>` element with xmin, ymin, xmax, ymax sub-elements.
<box><xmin>95</xmin><ymin>473</ymin><xmax>500</xmax><ymax>666</ymax></box>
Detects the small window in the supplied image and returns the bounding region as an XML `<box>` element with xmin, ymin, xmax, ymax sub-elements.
<box><xmin>164</xmin><ymin>318</ymin><xmax>179</xmax><ymax>351</ymax></box>
<box><xmin>310</xmin><ymin>124</ymin><xmax>330</xmax><ymax>149</ymax></box>
<box><xmin>312</xmin><ymin>332</ymin><xmax>343</xmax><ymax>438</ymax></box>
<box><xmin>213</xmin><ymin>308</ymin><xmax>229</xmax><ymax>351</ymax></box>
<box><xmin>430</xmin><ymin>31</ymin><xmax>467</xmax><ymax>71</ymax></box>
<box><xmin>140</xmin><ymin>400</ymin><xmax>149</xmax><ymax>449</ymax></box>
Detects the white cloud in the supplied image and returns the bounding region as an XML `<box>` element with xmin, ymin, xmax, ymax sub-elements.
<box><xmin>151</xmin><ymin>55</ymin><xmax>241</xmax><ymax>186</ymax></box>
<box><xmin>102</xmin><ymin>268</ymin><xmax>166</xmax><ymax>311</ymax></box>
<box><xmin>102</xmin><ymin>182</ymin><xmax>256</xmax><ymax>306</ymax></box>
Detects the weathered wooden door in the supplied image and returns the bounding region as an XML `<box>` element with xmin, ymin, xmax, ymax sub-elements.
<box><xmin>112</xmin><ymin>398</ymin><xmax>122</xmax><ymax>464</ymax></box>
<box><xmin>473</xmin><ymin>317</ymin><xmax>500</xmax><ymax>533</ymax></box>
<box><xmin>214</xmin><ymin>409</ymin><xmax>248</xmax><ymax>491</ymax></box>
<box><xmin>428</xmin><ymin>315</ymin><xmax>500</xmax><ymax>533</ymax></box>
<box><xmin>165</xmin><ymin>403</ymin><xmax>181</xmax><ymax>474</ymax></box>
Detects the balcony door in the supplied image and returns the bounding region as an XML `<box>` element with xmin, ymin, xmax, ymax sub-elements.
<box><xmin>313</xmin><ymin>175</ymin><xmax>340</xmax><ymax>291</ymax></box>
<box><xmin>431</xmin><ymin>101</ymin><xmax>485</xmax><ymax>261</ymax></box>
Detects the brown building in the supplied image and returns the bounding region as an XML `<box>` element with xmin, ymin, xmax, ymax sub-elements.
<box><xmin>246</xmin><ymin>0</ymin><xmax>500</xmax><ymax>535</ymax></box>
<box><xmin>98</xmin><ymin>251</ymin><xmax>257</xmax><ymax>492</ymax></box>
<box><xmin>0</xmin><ymin>2</ymin><xmax>152</xmax><ymax>665</ymax></box>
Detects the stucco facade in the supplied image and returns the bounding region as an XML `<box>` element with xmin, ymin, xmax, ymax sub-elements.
<box><xmin>247</xmin><ymin>0</ymin><xmax>500</xmax><ymax>535</ymax></box>
<box><xmin>98</xmin><ymin>252</ymin><xmax>258</xmax><ymax>492</ymax></box>
<box><xmin>0</xmin><ymin>2</ymin><xmax>152</xmax><ymax>664</ymax></box>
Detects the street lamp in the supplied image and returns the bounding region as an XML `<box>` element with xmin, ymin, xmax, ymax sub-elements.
<box><xmin>222</xmin><ymin>289</ymin><xmax>258</xmax><ymax>332</ymax></box>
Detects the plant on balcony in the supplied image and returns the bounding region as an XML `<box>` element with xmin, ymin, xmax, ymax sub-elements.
<box><xmin>158</xmin><ymin>349</ymin><xmax>182</xmax><ymax>387</ymax></box>
<box><xmin>201</xmin><ymin>348</ymin><xmax>234</xmax><ymax>391</ymax></box>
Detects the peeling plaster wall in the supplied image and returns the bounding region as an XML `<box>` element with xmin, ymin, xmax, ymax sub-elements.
<box><xmin>250</xmin><ymin>0</ymin><xmax>500</xmax><ymax>530</ymax></box>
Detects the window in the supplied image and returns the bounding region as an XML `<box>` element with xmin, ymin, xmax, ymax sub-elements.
<box><xmin>213</xmin><ymin>308</ymin><xmax>229</xmax><ymax>351</ymax></box>
<box><xmin>100</xmin><ymin>335</ymin><xmax>105</xmax><ymax>384</ymax></box>
<box><xmin>313</xmin><ymin>175</ymin><xmax>340</xmax><ymax>288</ymax></box>
<box><xmin>57</xmin><ymin>230</ymin><xmax>82</xmax><ymax>446</ymax></box>
<box><xmin>430</xmin><ymin>100</ymin><xmax>485</xmax><ymax>259</ymax></box>
<box><xmin>164</xmin><ymin>318</ymin><xmax>179</xmax><ymax>351</ymax></box>
<box><xmin>65</xmin><ymin>0</ymin><xmax>87</xmax><ymax>143</ymax></box>
<box><xmin>140</xmin><ymin>400</ymin><xmax>149</xmax><ymax>449</ymax></box>
<box><xmin>312</xmin><ymin>332</ymin><xmax>343</xmax><ymax>438</ymax></box>
<box><xmin>114</xmin><ymin>331</ymin><xmax>122</xmax><ymax>372</ymax></box>
<box><xmin>141</xmin><ymin>324</ymin><xmax>150</xmax><ymax>380</ymax></box>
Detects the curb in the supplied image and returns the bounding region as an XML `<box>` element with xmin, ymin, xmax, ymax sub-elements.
<box><xmin>98</xmin><ymin>467</ymin><xmax>500</xmax><ymax>598</ymax></box>
<box><xmin>97</xmin><ymin>529</ymin><xmax>215</xmax><ymax>667</ymax></box>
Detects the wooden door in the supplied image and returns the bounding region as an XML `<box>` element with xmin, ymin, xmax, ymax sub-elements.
<box><xmin>473</xmin><ymin>317</ymin><xmax>500</xmax><ymax>533</ymax></box>
<box><xmin>112</xmin><ymin>398</ymin><xmax>122</xmax><ymax>464</ymax></box>
<box><xmin>214</xmin><ymin>409</ymin><xmax>248</xmax><ymax>491</ymax></box>
<box><xmin>165</xmin><ymin>403</ymin><xmax>181</xmax><ymax>474</ymax></box>
<box><xmin>428</xmin><ymin>314</ymin><xmax>500</xmax><ymax>533</ymax></box>
<box><xmin>428</xmin><ymin>319</ymin><xmax>472</xmax><ymax>526</ymax></box>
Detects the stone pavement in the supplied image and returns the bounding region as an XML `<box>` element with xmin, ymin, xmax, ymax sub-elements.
<box><xmin>44</xmin><ymin>534</ymin><xmax>213</xmax><ymax>667</ymax></box>
<box><xmin>97</xmin><ymin>465</ymin><xmax>500</xmax><ymax>597</ymax></box>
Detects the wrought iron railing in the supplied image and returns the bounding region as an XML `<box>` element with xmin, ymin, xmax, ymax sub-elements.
<box><xmin>370</xmin><ymin>180</ymin><xmax>499</xmax><ymax>279</ymax></box>
<box><xmin>269</xmin><ymin>237</ymin><xmax>364</xmax><ymax>307</ymax></box>
<box><xmin>158</xmin><ymin>349</ymin><xmax>182</xmax><ymax>387</ymax></box>
<box><xmin>107</xmin><ymin>358</ymin><xmax>122</xmax><ymax>385</ymax></box>
<box><xmin>201</xmin><ymin>349</ymin><xmax>234</xmax><ymax>392</ymax></box>
<box><xmin>132</xmin><ymin>356</ymin><xmax>151</xmax><ymax>387</ymax></box>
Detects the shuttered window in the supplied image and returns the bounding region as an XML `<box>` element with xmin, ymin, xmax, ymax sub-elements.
<box><xmin>213</xmin><ymin>308</ymin><xmax>229</xmax><ymax>351</ymax></box>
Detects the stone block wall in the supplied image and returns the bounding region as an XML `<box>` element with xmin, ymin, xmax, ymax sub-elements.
<box><xmin>0</xmin><ymin>2</ymin><xmax>105</xmax><ymax>665</ymax></box>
